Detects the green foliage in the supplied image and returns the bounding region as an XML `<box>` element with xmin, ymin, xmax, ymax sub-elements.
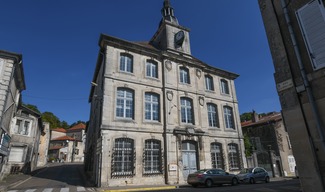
<box><xmin>240</xmin><ymin>112</ymin><xmax>252</xmax><ymax>122</ymax></box>
<box><xmin>60</xmin><ymin>121</ymin><xmax>70</xmax><ymax>129</ymax></box>
<box><xmin>244</xmin><ymin>134</ymin><xmax>253</xmax><ymax>157</ymax></box>
<box><xmin>23</xmin><ymin>103</ymin><xmax>41</xmax><ymax>114</ymax></box>
<box><xmin>42</xmin><ymin>111</ymin><xmax>61</xmax><ymax>129</ymax></box>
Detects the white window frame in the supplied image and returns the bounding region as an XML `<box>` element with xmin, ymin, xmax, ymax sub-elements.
<box><xmin>146</xmin><ymin>60</ymin><xmax>158</xmax><ymax>78</ymax></box>
<box><xmin>296</xmin><ymin>0</ymin><xmax>325</xmax><ymax>70</ymax></box>
<box><xmin>205</xmin><ymin>75</ymin><xmax>214</xmax><ymax>91</ymax></box>
<box><xmin>14</xmin><ymin>118</ymin><xmax>31</xmax><ymax>136</ymax></box>
<box><xmin>220</xmin><ymin>79</ymin><xmax>230</xmax><ymax>95</ymax></box>
<box><xmin>119</xmin><ymin>54</ymin><xmax>133</xmax><ymax>73</ymax></box>
<box><xmin>144</xmin><ymin>92</ymin><xmax>160</xmax><ymax>122</ymax></box>
<box><xmin>179</xmin><ymin>67</ymin><xmax>190</xmax><ymax>84</ymax></box>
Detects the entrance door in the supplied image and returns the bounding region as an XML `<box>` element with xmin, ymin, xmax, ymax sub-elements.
<box><xmin>182</xmin><ymin>141</ymin><xmax>198</xmax><ymax>180</ymax></box>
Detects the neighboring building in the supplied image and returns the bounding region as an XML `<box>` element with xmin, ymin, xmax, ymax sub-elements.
<box><xmin>241</xmin><ymin>111</ymin><xmax>296</xmax><ymax>177</ymax></box>
<box><xmin>0</xmin><ymin>50</ymin><xmax>26</xmax><ymax>180</ymax></box>
<box><xmin>259</xmin><ymin>0</ymin><xmax>325</xmax><ymax>191</ymax></box>
<box><xmin>85</xmin><ymin>0</ymin><xmax>246</xmax><ymax>187</ymax></box>
<box><xmin>48</xmin><ymin>123</ymin><xmax>86</xmax><ymax>163</ymax></box>
<box><xmin>4</xmin><ymin>105</ymin><xmax>43</xmax><ymax>174</ymax></box>
<box><xmin>37</xmin><ymin>122</ymin><xmax>50</xmax><ymax>167</ymax></box>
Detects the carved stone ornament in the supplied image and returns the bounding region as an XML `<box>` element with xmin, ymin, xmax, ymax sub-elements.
<box><xmin>196</xmin><ymin>69</ymin><xmax>202</xmax><ymax>78</ymax></box>
<box><xmin>199</xmin><ymin>96</ymin><xmax>204</xmax><ymax>106</ymax></box>
<box><xmin>165</xmin><ymin>60</ymin><xmax>172</xmax><ymax>71</ymax></box>
<box><xmin>166</xmin><ymin>91</ymin><xmax>174</xmax><ymax>101</ymax></box>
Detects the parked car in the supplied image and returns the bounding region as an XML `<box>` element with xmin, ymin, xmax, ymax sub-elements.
<box><xmin>237</xmin><ymin>167</ymin><xmax>270</xmax><ymax>184</ymax></box>
<box><xmin>187</xmin><ymin>168</ymin><xmax>239</xmax><ymax>187</ymax></box>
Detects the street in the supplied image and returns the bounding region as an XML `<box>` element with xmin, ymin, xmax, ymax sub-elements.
<box><xmin>7</xmin><ymin>163</ymin><xmax>96</xmax><ymax>192</ymax></box>
<box><xmin>156</xmin><ymin>179</ymin><xmax>301</xmax><ymax>192</ymax></box>
<box><xmin>5</xmin><ymin>163</ymin><xmax>301</xmax><ymax>192</ymax></box>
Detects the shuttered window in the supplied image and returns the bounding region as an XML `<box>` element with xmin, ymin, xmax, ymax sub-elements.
<box><xmin>296</xmin><ymin>0</ymin><xmax>325</xmax><ymax>70</ymax></box>
<box><xmin>8</xmin><ymin>147</ymin><xmax>25</xmax><ymax>162</ymax></box>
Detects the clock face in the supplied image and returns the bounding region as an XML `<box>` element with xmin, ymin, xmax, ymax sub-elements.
<box><xmin>174</xmin><ymin>30</ymin><xmax>185</xmax><ymax>47</ymax></box>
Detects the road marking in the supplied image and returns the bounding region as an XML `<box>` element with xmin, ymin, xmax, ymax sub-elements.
<box><xmin>77</xmin><ymin>186</ymin><xmax>86</xmax><ymax>191</ymax></box>
<box><xmin>60</xmin><ymin>188</ymin><xmax>69</xmax><ymax>192</ymax></box>
<box><xmin>26</xmin><ymin>190</ymin><xmax>36</xmax><ymax>192</ymax></box>
<box><xmin>43</xmin><ymin>188</ymin><xmax>54</xmax><ymax>192</ymax></box>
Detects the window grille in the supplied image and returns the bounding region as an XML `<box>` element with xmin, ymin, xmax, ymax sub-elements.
<box><xmin>143</xmin><ymin>139</ymin><xmax>162</xmax><ymax>174</ymax></box>
<box><xmin>211</xmin><ymin>143</ymin><xmax>224</xmax><ymax>169</ymax></box>
<box><xmin>111</xmin><ymin>138</ymin><xmax>135</xmax><ymax>176</ymax></box>
<box><xmin>228</xmin><ymin>143</ymin><xmax>239</xmax><ymax>170</ymax></box>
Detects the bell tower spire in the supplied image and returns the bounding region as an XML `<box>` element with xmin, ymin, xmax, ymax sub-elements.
<box><xmin>161</xmin><ymin>0</ymin><xmax>178</xmax><ymax>25</ymax></box>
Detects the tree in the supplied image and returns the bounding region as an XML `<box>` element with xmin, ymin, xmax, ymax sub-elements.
<box><xmin>60</xmin><ymin>121</ymin><xmax>69</xmax><ymax>129</ymax></box>
<box><xmin>42</xmin><ymin>111</ymin><xmax>61</xmax><ymax>129</ymax></box>
<box><xmin>244</xmin><ymin>133</ymin><xmax>253</xmax><ymax>157</ymax></box>
<box><xmin>240</xmin><ymin>112</ymin><xmax>252</xmax><ymax>122</ymax></box>
<box><xmin>23</xmin><ymin>103</ymin><xmax>41</xmax><ymax>114</ymax></box>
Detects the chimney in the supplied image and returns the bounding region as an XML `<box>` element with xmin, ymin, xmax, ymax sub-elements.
<box><xmin>252</xmin><ymin>110</ymin><xmax>259</xmax><ymax>122</ymax></box>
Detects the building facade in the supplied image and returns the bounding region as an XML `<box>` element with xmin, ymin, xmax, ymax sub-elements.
<box><xmin>258</xmin><ymin>0</ymin><xmax>325</xmax><ymax>191</ymax></box>
<box><xmin>0</xmin><ymin>50</ymin><xmax>25</xmax><ymax>180</ymax></box>
<box><xmin>85</xmin><ymin>0</ymin><xmax>246</xmax><ymax>187</ymax></box>
<box><xmin>241</xmin><ymin>112</ymin><xmax>296</xmax><ymax>177</ymax></box>
<box><xmin>37</xmin><ymin>122</ymin><xmax>50</xmax><ymax>167</ymax></box>
<box><xmin>48</xmin><ymin>123</ymin><xmax>86</xmax><ymax>163</ymax></box>
<box><xmin>4</xmin><ymin>105</ymin><xmax>43</xmax><ymax>174</ymax></box>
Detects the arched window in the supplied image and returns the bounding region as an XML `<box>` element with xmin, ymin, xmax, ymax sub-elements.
<box><xmin>144</xmin><ymin>139</ymin><xmax>162</xmax><ymax>174</ymax></box>
<box><xmin>145</xmin><ymin>92</ymin><xmax>160</xmax><ymax>121</ymax></box>
<box><xmin>211</xmin><ymin>142</ymin><xmax>224</xmax><ymax>169</ymax></box>
<box><xmin>205</xmin><ymin>75</ymin><xmax>214</xmax><ymax>91</ymax></box>
<box><xmin>207</xmin><ymin>103</ymin><xmax>219</xmax><ymax>127</ymax></box>
<box><xmin>116</xmin><ymin>88</ymin><xmax>134</xmax><ymax>119</ymax></box>
<box><xmin>180</xmin><ymin>97</ymin><xmax>194</xmax><ymax>124</ymax></box>
<box><xmin>112</xmin><ymin>138</ymin><xmax>134</xmax><ymax>176</ymax></box>
<box><xmin>228</xmin><ymin>143</ymin><xmax>240</xmax><ymax>170</ymax></box>
<box><xmin>179</xmin><ymin>67</ymin><xmax>190</xmax><ymax>84</ymax></box>
<box><xmin>120</xmin><ymin>53</ymin><xmax>133</xmax><ymax>73</ymax></box>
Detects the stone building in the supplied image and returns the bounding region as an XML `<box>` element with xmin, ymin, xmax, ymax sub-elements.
<box><xmin>241</xmin><ymin>111</ymin><xmax>296</xmax><ymax>177</ymax></box>
<box><xmin>5</xmin><ymin>105</ymin><xmax>43</xmax><ymax>174</ymax></box>
<box><xmin>48</xmin><ymin>123</ymin><xmax>86</xmax><ymax>163</ymax></box>
<box><xmin>37</xmin><ymin>122</ymin><xmax>50</xmax><ymax>167</ymax></box>
<box><xmin>258</xmin><ymin>0</ymin><xmax>325</xmax><ymax>191</ymax></box>
<box><xmin>0</xmin><ymin>50</ymin><xmax>25</xmax><ymax>180</ymax></box>
<box><xmin>85</xmin><ymin>0</ymin><xmax>246</xmax><ymax>187</ymax></box>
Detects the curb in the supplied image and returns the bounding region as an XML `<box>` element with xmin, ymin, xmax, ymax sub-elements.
<box><xmin>101</xmin><ymin>186</ymin><xmax>177</xmax><ymax>192</ymax></box>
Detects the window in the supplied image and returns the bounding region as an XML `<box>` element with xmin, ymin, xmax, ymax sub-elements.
<box><xmin>179</xmin><ymin>67</ymin><xmax>190</xmax><ymax>84</ymax></box>
<box><xmin>14</xmin><ymin>119</ymin><xmax>30</xmax><ymax>136</ymax></box>
<box><xmin>145</xmin><ymin>93</ymin><xmax>159</xmax><ymax>121</ymax></box>
<box><xmin>296</xmin><ymin>0</ymin><xmax>325</xmax><ymax>70</ymax></box>
<box><xmin>207</xmin><ymin>103</ymin><xmax>219</xmax><ymax>127</ymax></box>
<box><xmin>120</xmin><ymin>54</ymin><xmax>133</xmax><ymax>73</ymax></box>
<box><xmin>211</xmin><ymin>143</ymin><xmax>224</xmax><ymax>169</ymax></box>
<box><xmin>223</xmin><ymin>106</ymin><xmax>234</xmax><ymax>129</ymax></box>
<box><xmin>220</xmin><ymin>79</ymin><xmax>229</xmax><ymax>94</ymax></box>
<box><xmin>112</xmin><ymin>138</ymin><xmax>134</xmax><ymax>176</ymax></box>
<box><xmin>144</xmin><ymin>139</ymin><xmax>162</xmax><ymax>174</ymax></box>
<box><xmin>180</xmin><ymin>97</ymin><xmax>194</xmax><ymax>124</ymax></box>
<box><xmin>205</xmin><ymin>75</ymin><xmax>214</xmax><ymax>91</ymax></box>
<box><xmin>228</xmin><ymin>143</ymin><xmax>239</xmax><ymax>170</ymax></box>
<box><xmin>146</xmin><ymin>60</ymin><xmax>158</xmax><ymax>78</ymax></box>
<box><xmin>116</xmin><ymin>88</ymin><xmax>134</xmax><ymax>119</ymax></box>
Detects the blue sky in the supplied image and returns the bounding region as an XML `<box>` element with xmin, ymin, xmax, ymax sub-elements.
<box><xmin>0</xmin><ymin>0</ymin><xmax>280</xmax><ymax>125</ymax></box>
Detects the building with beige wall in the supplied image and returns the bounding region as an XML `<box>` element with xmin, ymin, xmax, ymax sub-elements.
<box><xmin>85</xmin><ymin>0</ymin><xmax>246</xmax><ymax>187</ymax></box>
<box><xmin>0</xmin><ymin>50</ymin><xmax>25</xmax><ymax>180</ymax></box>
<box><xmin>258</xmin><ymin>0</ymin><xmax>325</xmax><ymax>191</ymax></box>
<box><xmin>37</xmin><ymin>122</ymin><xmax>50</xmax><ymax>167</ymax></box>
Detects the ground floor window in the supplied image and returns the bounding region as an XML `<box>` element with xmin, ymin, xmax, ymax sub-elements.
<box><xmin>112</xmin><ymin>138</ymin><xmax>134</xmax><ymax>176</ymax></box>
<box><xmin>143</xmin><ymin>139</ymin><xmax>162</xmax><ymax>174</ymax></box>
<box><xmin>228</xmin><ymin>143</ymin><xmax>240</xmax><ymax>170</ymax></box>
<box><xmin>211</xmin><ymin>142</ymin><xmax>224</xmax><ymax>169</ymax></box>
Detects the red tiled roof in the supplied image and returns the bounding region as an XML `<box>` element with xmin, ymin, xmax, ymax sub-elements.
<box><xmin>52</xmin><ymin>128</ymin><xmax>67</xmax><ymax>133</ymax></box>
<box><xmin>51</xmin><ymin>135</ymin><xmax>75</xmax><ymax>141</ymax></box>
<box><xmin>241</xmin><ymin>112</ymin><xmax>282</xmax><ymax>127</ymax></box>
<box><xmin>69</xmin><ymin>123</ymin><xmax>86</xmax><ymax>131</ymax></box>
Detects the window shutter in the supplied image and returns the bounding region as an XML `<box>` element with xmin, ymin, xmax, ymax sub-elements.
<box><xmin>296</xmin><ymin>0</ymin><xmax>325</xmax><ymax>70</ymax></box>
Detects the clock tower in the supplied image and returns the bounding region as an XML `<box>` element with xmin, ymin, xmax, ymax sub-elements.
<box><xmin>150</xmin><ymin>0</ymin><xmax>191</xmax><ymax>55</ymax></box>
